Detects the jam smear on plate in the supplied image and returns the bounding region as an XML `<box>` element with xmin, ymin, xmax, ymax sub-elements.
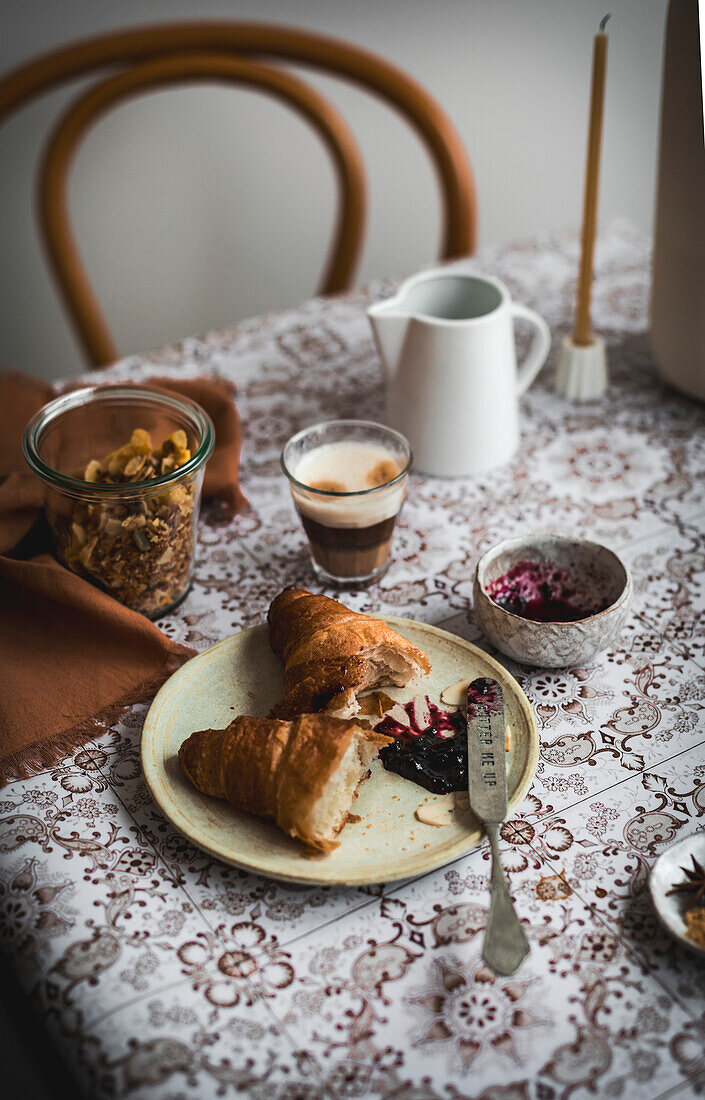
<box><xmin>376</xmin><ymin>697</ymin><xmax>467</xmax><ymax>794</ymax></box>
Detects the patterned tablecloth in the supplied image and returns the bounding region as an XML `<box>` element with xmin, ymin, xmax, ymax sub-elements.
<box><xmin>2</xmin><ymin>221</ymin><xmax>704</xmax><ymax>1100</ymax></box>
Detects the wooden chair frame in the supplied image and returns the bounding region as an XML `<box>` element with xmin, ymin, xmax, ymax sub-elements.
<box><xmin>39</xmin><ymin>54</ymin><xmax>367</xmax><ymax>366</ymax></box>
<box><xmin>0</xmin><ymin>22</ymin><xmax>477</xmax><ymax>367</ymax></box>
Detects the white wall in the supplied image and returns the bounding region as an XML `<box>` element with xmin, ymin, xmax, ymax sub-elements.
<box><xmin>0</xmin><ymin>0</ymin><xmax>667</xmax><ymax>380</ymax></box>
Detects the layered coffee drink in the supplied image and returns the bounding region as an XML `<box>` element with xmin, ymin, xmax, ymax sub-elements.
<box><xmin>282</xmin><ymin>422</ymin><xmax>410</xmax><ymax>584</ymax></box>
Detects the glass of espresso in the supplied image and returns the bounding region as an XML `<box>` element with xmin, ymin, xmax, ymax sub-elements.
<box><xmin>282</xmin><ymin>420</ymin><xmax>411</xmax><ymax>585</ymax></box>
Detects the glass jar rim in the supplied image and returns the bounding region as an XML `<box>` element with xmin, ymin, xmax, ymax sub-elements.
<box><xmin>22</xmin><ymin>384</ymin><xmax>215</xmax><ymax>495</ymax></box>
<box><xmin>281</xmin><ymin>418</ymin><xmax>412</xmax><ymax>498</ymax></box>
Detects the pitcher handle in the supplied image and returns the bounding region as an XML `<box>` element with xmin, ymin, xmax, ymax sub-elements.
<box><xmin>511</xmin><ymin>303</ymin><xmax>551</xmax><ymax>395</ymax></box>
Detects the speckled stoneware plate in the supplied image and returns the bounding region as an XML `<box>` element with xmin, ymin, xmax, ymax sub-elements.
<box><xmin>141</xmin><ymin>617</ymin><xmax>539</xmax><ymax>886</ymax></box>
<box><xmin>649</xmin><ymin>832</ymin><xmax>705</xmax><ymax>958</ymax></box>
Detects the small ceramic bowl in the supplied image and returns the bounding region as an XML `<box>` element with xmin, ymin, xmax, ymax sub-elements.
<box><xmin>649</xmin><ymin>832</ymin><xmax>705</xmax><ymax>959</ymax></box>
<box><xmin>473</xmin><ymin>534</ymin><xmax>632</xmax><ymax>668</ymax></box>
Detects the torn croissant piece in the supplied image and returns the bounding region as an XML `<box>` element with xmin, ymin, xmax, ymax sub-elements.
<box><xmin>268</xmin><ymin>587</ymin><xmax>431</xmax><ymax>719</ymax></box>
<box><xmin>178</xmin><ymin>714</ymin><xmax>392</xmax><ymax>852</ymax></box>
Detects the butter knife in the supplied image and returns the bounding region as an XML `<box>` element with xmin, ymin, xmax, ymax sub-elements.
<box><xmin>466</xmin><ymin>676</ymin><xmax>529</xmax><ymax>975</ymax></box>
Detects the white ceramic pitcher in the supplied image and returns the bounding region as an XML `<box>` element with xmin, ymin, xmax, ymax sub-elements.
<box><xmin>368</xmin><ymin>269</ymin><xmax>551</xmax><ymax>477</ymax></box>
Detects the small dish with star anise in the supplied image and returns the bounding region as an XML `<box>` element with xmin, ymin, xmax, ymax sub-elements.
<box><xmin>649</xmin><ymin>831</ymin><xmax>705</xmax><ymax>958</ymax></box>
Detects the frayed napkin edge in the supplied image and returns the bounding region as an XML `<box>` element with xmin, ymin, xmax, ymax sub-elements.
<box><xmin>0</xmin><ymin>645</ymin><xmax>195</xmax><ymax>787</ymax></box>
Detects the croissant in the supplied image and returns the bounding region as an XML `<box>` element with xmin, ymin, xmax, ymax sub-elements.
<box><xmin>268</xmin><ymin>587</ymin><xmax>431</xmax><ymax>719</ymax></box>
<box><xmin>178</xmin><ymin>713</ymin><xmax>392</xmax><ymax>852</ymax></box>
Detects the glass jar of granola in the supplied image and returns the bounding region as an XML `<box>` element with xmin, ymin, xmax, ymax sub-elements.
<box><xmin>23</xmin><ymin>385</ymin><xmax>214</xmax><ymax>618</ymax></box>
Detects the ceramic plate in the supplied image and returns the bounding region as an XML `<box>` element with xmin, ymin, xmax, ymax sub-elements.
<box><xmin>141</xmin><ymin>617</ymin><xmax>539</xmax><ymax>886</ymax></box>
<box><xmin>649</xmin><ymin>831</ymin><xmax>705</xmax><ymax>958</ymax></box>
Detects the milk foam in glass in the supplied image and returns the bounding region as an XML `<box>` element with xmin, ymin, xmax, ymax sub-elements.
<box><xmin>282</xmin><ymin>420</ymin><xmax>411</xmax><ymax>585</ymax></box>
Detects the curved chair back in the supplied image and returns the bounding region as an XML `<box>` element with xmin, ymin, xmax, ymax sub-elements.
<box><xmin>0</xmin><ymin>22</ymin><xmax>477</xmax><ymax>367</ymax></box>
<box><xmin>39</xmin><ymin>54</ymin><xmax>367</xmax><ymax>366</ymax></box>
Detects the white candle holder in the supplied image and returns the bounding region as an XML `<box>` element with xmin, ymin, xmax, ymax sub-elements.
<box><xmin>554</xmin><ymin>334</ymin><xmax>608</xmax><ymax>401</ymax></box>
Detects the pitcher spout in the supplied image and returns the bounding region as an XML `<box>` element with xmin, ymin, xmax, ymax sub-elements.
<box><xmin>367</xmin><ymin>299</ymin><xmax>409</xmax><ymax>381</ymax></box>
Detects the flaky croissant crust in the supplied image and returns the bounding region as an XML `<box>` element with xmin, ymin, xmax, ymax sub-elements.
<box><xmin>268</xmin><ymin>587</ymin><xmax>431</xmax><ymax>719</ymax></box>
<box><xmin>178</xmin><ymin>712</ymin><xmax>391</xmax><ymax>851</ymax></box>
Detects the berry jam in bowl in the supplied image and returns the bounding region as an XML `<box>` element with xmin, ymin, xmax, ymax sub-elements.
<box><xmin>474</xmin><ymin>534</ymin><xmax>632</xmax><ymax>667</ymax></box>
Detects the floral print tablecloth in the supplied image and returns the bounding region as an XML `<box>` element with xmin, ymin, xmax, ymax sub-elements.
<box><xmin>2</xmin><ymin>221</ymin><xmax>704</xmax><ymax>1100</ymax></box>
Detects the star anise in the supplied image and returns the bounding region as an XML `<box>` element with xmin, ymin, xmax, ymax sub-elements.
<box><xmin>666</xmin><ymin>854</ymin><xmax>705</xmax><ymax>910</ymax></box>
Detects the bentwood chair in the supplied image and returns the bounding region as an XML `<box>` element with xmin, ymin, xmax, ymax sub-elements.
<box><xmin>0</xmin><ymin>23</ymin><xmax>477</xmax><ymax>368</ymax></box>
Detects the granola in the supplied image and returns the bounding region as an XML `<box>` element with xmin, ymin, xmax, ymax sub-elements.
<box><xmin>52</xmin><ymin>428</ymin><xmax>198</xmax><ymax>616</ymax></box>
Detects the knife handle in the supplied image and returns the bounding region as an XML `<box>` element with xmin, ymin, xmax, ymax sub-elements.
<box><xmin>483</xmin><ymin>822</ymin><xmax>530</xmax><ymax>976</ymax></box>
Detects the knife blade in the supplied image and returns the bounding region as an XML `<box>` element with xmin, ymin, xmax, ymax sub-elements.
<box><xmin>466</xmin><ymin>676</ymin><xmax>529</xmax><ymax>975</ymax></box>
<box><xmin>466</xmin><ymin>676</ymin><xmax>508</xmax><ymax>823</ymax></box>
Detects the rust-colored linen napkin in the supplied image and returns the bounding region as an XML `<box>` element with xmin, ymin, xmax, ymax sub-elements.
<box><xmin>0</xmin><ymin>372</ymin><xmax>247</xmax><ymax>785</ymax></box>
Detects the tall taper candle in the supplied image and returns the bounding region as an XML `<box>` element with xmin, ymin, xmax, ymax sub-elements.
<box><xmin>574</xmin><ymin>14</ymin><xmax>610</xmax><ymax>347</ymax></box>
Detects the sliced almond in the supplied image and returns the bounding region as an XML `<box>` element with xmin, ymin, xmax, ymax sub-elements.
<box><xmin>440</xmin><ymin>679</ymin><xmax>470</xmax><ymax>707</ymax></box>
<box><xmin>415</xmin><ymin>796</ymin><xmax>455</xmax><ymax>827</ymax></box>
<box><xmin>124</xmin><ymin>454</ymin><xmax>147</xmax><ymax>478</ymax></box>
<box><xmin>384</xmin><ymin>702</ymin><xmax>412</xmax><ymax>727</ymax></box>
